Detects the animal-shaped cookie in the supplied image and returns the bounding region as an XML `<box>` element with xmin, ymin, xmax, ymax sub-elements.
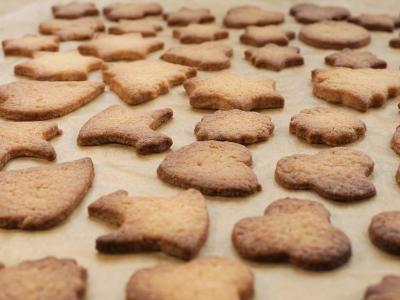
<box><xmin>369</xmin><ymin>211</ymin><xmax>400</xmax><ymax>255</ymax></box>
<box><xmin>0</xmin><ymin>257</ymin><xmax>87</xmax><ymax>300</ymax></box>
<box><xmin>232</xmin><ymin>197</ymin><xmax>351</xmax><ymax>270</ymax></box>
<box><xmin>173</xmin><ymin>24</ymin><xmax>229</xmax><ymax>44</ymax></box>
<box><xmin>157</xmin><ymin>141</ymin><xmax>261</xmax><ymax>197</ymax></box>
<box><xmin>275</xmin><ymin>147</ymin><xmax>375</xmax><ymax>202</ymax></box>
<box><xmin>312</xmin><ymin>68</ymin><xmax>400</xmax><ymax>112</ymax></box>
<box><xmin>108</xmin><ymin>20</ymin><xmax>162</xmax><ymax>36</ymax></box>
<box><xmin>240</xmin><ymin>25</ymin><xmax>295</xmax><ymax>47</ymax></box>
<box><xmin>78</xmin><ymin>33</ymin><xmax>164</xmax><ymax>61</ymax></box>
<box><xmin>164</xmin><ymin>7</ymin><xmax>215</xmax><ymax>26</ymax></box>
<box><xmin>78</xmin><ymin>105</ymin><xmax>173</xmax><ymax>155</ymax></box>
<box><xmin>184</xmin><ymin>72</ymin><xmax>284</xmax><ymax>110</ymax></box>
<box><xmin>126</xmin><ymin>257</ymin><xmax>254</xmax><ymax>300</ymax></box>
<box><xmin>350</xmin><ymin>14</ymin><xmax>400</xmax><ymax>32</ymax></box>
<box><xmin>0</xmin><ymin>81</ymin><xmax>104</xmax><ymax>121</ymax></box>
<box><xmin>102</xmin><ymin>60</ymin><xmax>196</xmax><ymax>105</ymax></box>
<box><xmin>88</xmin><ymin>189</ymin><xmax>208</xmax><ymax>259</ymax></box>
<box><xmin>2</xmin><ymin>35</ymin><xmax>59</xmax><ymax>57</ymax></box>
<box><xmin>224</xmin><ymin>5</ymin><xmax>284</xmax><ymax>28</ymax></box>
<box><xmin>391</xmin><ymin>125</ymin><xmax>400</xmax><ymax>156</ymax></box>
<box><xmin>290</xmin><ymin>107</ymin><xmax>366</xmax><ymax>146</ymax></box>
<box><xmin>14</xmin><ymin>50</ymin><xmax>103</xmax><ymax>81</ymax></box>
<box><xmin>161</xmin><ymin>42</ymin><xmax>233</xmax><ymax>71</ymax></box>
<box><xmin>364</xmin><ymin>275</ymin><xmax>400</xmax><ymax>300</ymax></box>
<box><xmin>325</xmin><ymin>49</ymin><xmax>387</xmax><ymax>69</ymax></box>
<box><xmin>289</xmin><ymin>3</ymin><xmax>350</xmax><ymax>24</ymax></box>
<box><xmin>103</xmin><ymin>2</ymin><xmax>163</xmax><ymax>21</ymax></box>
<box><xmin>52</xmin><ymin>1</ymin><xmax>99</xmax><ymax>19</ymax></box>
<box><xmin>0</xmin><ymin>158</ymin><xmax>93</xmax><ymax>229</ymax></box>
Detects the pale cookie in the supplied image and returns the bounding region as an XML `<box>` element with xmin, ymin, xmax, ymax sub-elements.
<box><xmin>245</xmin><ymin>44</ymin><xmax>304</xmax><ymax>71</ymax></box>
<box><xmin>164</xmin><ymin>7</ymin><xmax>215</xmax><ymax>26</ymax></box>
<box><xmin>391</xmin><ymin>125</ymin><xmax>400</xmax><ymax>156</ymax></box>
<box><xmin>173</xmin><ymin>24</ymin><xmax>228</xmax><ymax>44</ymax></box>
<box><xmin>325</xmin><ymin>49</ymin><xmax>387</xmax><ymax>69</ymax></box>
<box><xmin>289</xmin><ymin>3</ymin><xmax>350</xmax><ymax>24</ymax></box>
<box><xmin>299</xmin><ymin>21</ymin><xmax>371</xmax><ymax>49</ymax></box>
<box><xmin>126</xmin><ymin>257</ymin><xmax>254</xmax><ymax>300</ymax></box>
<box><xmin>78</xmin><ymin>105</ymin><xmax>173</xmax><ymax>154</ymax></box>
<box><xmin>52</xmin><ymin>1</ymin><xmax>99</xmax><ymax>19</ymax></box>
<box><xmin>88</xmin><ymin>189</ymin><xmax>208</xmax><ymax>259</ymax></box>
<box><xmin>233</xmin><ymin>197</ymin><xmax>351</xmax><ymax>270</ymax></box>
<box><xmin>240</xmin><ymin>25</ymin><xmax>295</xmax><ymax>47</ymax></box>
<box><xmin>102</xmin><ymin>60</ymin><xmax>196</xmax><ymax>105</ymax></box>
<box><xmin>184</xmin><ymin>72</ymin><xmax>284</xmax><ymax>110</ymax></box>
<box><xmin>108</xmin><ymin>20</ymin><xmax>162</xmax><ymax>36</ymax></box>
<box><xmin>312</xmin><ymin>68</ymin><xmax>400</xmax><ymax>112</ymax></box>
<box><xmin>0</xmin><ymin>257</ymin><xmax>86</xmax><ymax>300</ymax></box>
<box><xmin>15</xmin><ymin>50</ymin><xmax>103</xmax><ymax>81</ymax></box>
<box><xmin>365</xmin><ymin>275</ymin><xmax>400</xmax><ymax>300</ymax></box>
<box><xmin>275</xmin><ymin>147</ymin><xmax>375</xmax><ymax>202</ymax></box>
<box><xmin>0</xmin><ymin>158</ymin><xmax>93</xmax><ymax>230</ymax></box>
<box><xmin>157</xmin><ymin>141</ymin><xmax>261</xmax><ymax>197</ymax></box>
<box><xmin>103</xmin><ymin>3</ymin><xmax>163</xmax><ymax>21</ymax></box>
<box><xmin>369</xmin><ymin>211</ymin><xmax>400</xmax><ymax>255</ymax></box>
<box><xmin>350</xmin><ymin>14</ymin><xmax>400</xmax><ymax>32</ymax></box>
<box><xmin>195</xmin><ymin>109</ymin><xmax>274</xmax><ymax>144</ymax></box>
<box><xmin>224</xmin><ymin>5</ymin><xmax>284</xmax><ymax>28</ymax></box>
<box><xmin>39</xmin><ymin>17</ymin><xmax>104</xmax><ymax>41</ymax></box>
<box><xmin>161</xmin><ymin>42</ymin><xmax>233</xmax><ymax>71</ymax></box>
<box><xmin>289</xmin><ymin>107</ymin><xmax>366</xmax><ymax>146</ymax></box>
<box><xmin>78</xmin><ymin>33</ymin><xmax>164</xmax><ymax>61</ymax></box>
<box><xmin>2</xmin><ymin>35</ymin><xmax>59</xmax><ymax>57</ymax></box>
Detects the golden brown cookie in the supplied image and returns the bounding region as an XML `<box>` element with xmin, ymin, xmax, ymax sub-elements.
<box><xmin>289</xmin><ymin>107</ymin><xmax>366</xmax><ymax>146</ymax></box>
<box><xmin>233</xmin><ymin>197</ymin><xmax>351</xmax><ymax>270</ymax></box>
<box><xmin>245</xmin><ymin>44</ymin><xmax>304</xmax><ymax>71</ymax></box>
<box><xmin>289</xmin><ymin>3</ymin><xmax>350</xmax><ymax>24</ymax></box>
<box><xmin>369</xmin><ymin>211</ymin><xmax>400</xmax><ymax>255</ymax></box>
<box><xmin>78</xmin><ymin>33</ymin><xmax>164</xmax><ymax>61</ymax></box>
<box><xmin>325</xmin><ymin>49</ymin><xmax>387</xmax><ymax>69</ymax></box>
<box><xmin>103</xmin><ymin>2</ymin><xmax>163</xmax><ymax>21</ymax></box>
<box><xmin>364</xmin><ymin>275</ymin><xmax>400</xmax><ymax>300</ymax></box>
<box><xmin>126</xmin><ymin>257</ymin><xmax>254</xmax><ymax>300</ymax></box>
<box><xmin>161</xmin><ymin>41</ymin><xmax>233</xmax><ymax>71</ymax></box>
<box><xmin>52</xmin><ymin>1</ymin><xmax>99</xmax><ymax>19</ymax></box>
<box><xmin>14</xmin><ymin>50</ymin><xmax>103</xmax><ymax>81</ymax></box>
<box><xmin>0</xmin><ymin>257</ymin><xmax>87</xmax><ymax>300</ymax></box>
<box><xmin>184</xmin><ymin>72</ymin><xmax>284</xmax><ymax>110</ymax></box>
<box><xmin>173</xmin><ymin>24</ymin><xmax>228</xmax><ymax>44</ymax></box>
<box><xmin>0</xmin><ymin>157</ymin><xmax>93</xmax><ymax>230</ymax></box>
<box><xmin>240</xmin><ymin>25</ymin><xmax>295</xmax><ymax>47</ymax></box>
<box><xmin>195</xmin><ymin>109</ymin><xmax>274</xmax><ymax>144</ymax></box>
<box><xmin>275</xmin><ymin>147</ymin><xmax>375</xmax><ymax>202</ymax></box>
<box><xmin>299</xmin><ymin>21</ymin><xmax>371</xmax><ymax>49</ymax></box>
<box><xmin>157</xmin><ymin>141</ymin><xmax>261</xmax><ymax>197</ymax></box>
<box><xmin>391</xmin><ymin>125</ymin><xmax>400</xmax><ymax>156</ymax></box>
<box><xmin>224</xmin><ymin>5</ymin><xmax>284</xmax><ymax>28</ymax></box>
<box><xmin>312</xmin><ymin>68</ymin><xmax>400</xmax><ymax>112</ymax></box>
<box><xmin>102</xmin><ymin>60</ymin><xmax>196</xmax><ymax>105</ymax></box>
<box><xmin>390</xmin><ymin>33</ymin><xmax>400</xmax><ymax>48</ymax></box>
<box><xmin>108</xmin><ymin>20</ymin><xmax>162</xmax><ymax>36</ymax></box>
<box><xmin>163</xmin><ymin>7</ymin><xmax>215</xmax><ymax>26</ymax></box>
<box><xmin>2</xmin><ymin>35</ymin><xmax>59</xmax><ymax>57</ymax></box>
<box><xmin>0</xmin><ymin>81</ymin><xmax>104</xmax><ymax>121</ymax></box>
<box><xmin>350</xmin><ymin>14</ymin><xmax>400</xmax><ymax>32</ymax></box>
<box><xmin>78</xmin><ymin>105</ymin><xmax>173</xmax><ymax>154</ymax></box>
<box><xmin>88</xmin><ymin>189</ymin><xmax>208</xmax><ymax>259</ymax></box>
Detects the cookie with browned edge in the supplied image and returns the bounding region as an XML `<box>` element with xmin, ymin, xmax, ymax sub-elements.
<box><xmin>164</xmin><ymin>7</ymin><xmax>215</xmax><ymax>26</ymax></box>
<box><xmin>108</xmin><ymin>20</ymin><xmax>162</xmax><ymax>36</ymax></box>
<box><xmin>350</xmin><ymin>14</ymin><xmax>400</xmax><ymax>32</ymax></box>
<box><xmin>52</xmin><ymin>2</ymin><xmax>99</xmax><ymax>19</ymax></box>
<box><xmin>364</xmin><ymin>275</ymin><xmax>400</xmax><ymax>300</ymax></box>
<box><xmin>224</xmin><ymin>5</ymin><xmax>284</xmax><ymax>28</ymax></box>
<box><xmin>173</xmin><ymin>24</ymin><xmax>228</xmax><ymax>44</ymax></box>
<box><xmin>391</xmin><ymin>125</ymin><xmax>400</xmax><ymax>156</ymax></box>
<box><xmin>369</xmin><ymin>211</ymin><xmax>400</xmax><ymax>255</ymax></box>
<box><xmin>289</xmin><ymin>3</ymin><xmax>350</xmax><ymax>24</ymax></box>
<box><xmin>2</xmin><ymin>35</ymin><xmax>59</xmax><ymax>57</ymax></box>
<box><xmin>325</xmin><ymin>49</ymin><xmax>387</xmax><ymax>69</ymax></box>
<box><xmin>103</xmin><ymin>3</ymin><xmax>163</xmax><ymax>21</ymax></box>
<box><xmin>240</xmin><ymin>25</ymin><xmax>295</xmax><ymax>47</ymax></box>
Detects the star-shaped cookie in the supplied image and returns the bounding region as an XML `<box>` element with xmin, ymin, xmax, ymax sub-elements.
<box><xmin>224</xmin><ymin>5</ymin><xmax>284</xmax><ymax>28</ymax></box>
<box><xmin>245</xmin><ymin>44</ymin><xmax>304</xmax><ymax>71</ymax></box>
<box><xmin>14</xmin><ymin>50</ymin><xmax>103</xmax><ymax>81</ymax></box>
<box><xmin>184</xmin><ymin>72</ymin><xmax>284</xmax><ymax>110</ymax></box>
<box><xmin>2</xmin><ymin>35</ymin><xmax>59</xmax><ymax>57</ymax></box>
<box><xmin>173</xmin><ymin>24</ymin><xmax>228</xmax><ymax>44</ymax></box>
<box><xmin>78</xmin><ymin>105</ymin><xmax>173</xmax><ymax>154</ymax></box>
<box><xmin>325</xmin><ymin>49</ymin><xmax>387</xmax><ymax>69</ymax></box>
<box><xmin>103</xmin><ymin>3</ymin><xmax>163</xmax><ymax>21</ymax></box>
<box><xmin>52</xmin><ymin>1</ymin><xmax>99</xmax><ymax>19</ymax></box>
<box><xmin>108</xmin><ymin>20</ymin><xmax>162</xmax><ymax>36</ymax></box>
<box><xmin>240</xmin><ymin>25</ymin><xmax>295</xmax><ymax>47</ymax></box>
<box><xmin>163</xmin><ymin>7</ymin><xmax>215</xmax><ymax>26</ymax></box>
<box><xmin>350</xmin><ymin>14</ymin><xmax>400</xmax><ymax>32</ymax></box>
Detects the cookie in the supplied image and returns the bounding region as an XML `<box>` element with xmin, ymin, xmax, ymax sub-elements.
<box><xmin>163</xmin><ymin>7</ymin><xmax>215</xmax><ymax>26</ymax></box>
<box><xmin>325</xmin><ymin>49</ymin><xmax>387</xmax><ymax>69</ymax></box>
<box><xmin>232</xmin><ymin>197</ymin><xmax>351</xmax><ymax>270</ymax></box>
<box><xmin>14</xmin><ymin>50</ymin><xmax>103</xmax><ymax>81</ymax></box>
<box><xmin>289</xmin><ymin>3</ymin><xmax>350</xmax><ymax>24</ymax></box>
<box><xmin>126</xmin><ymin>257</ymin><xmax>254</xmax><ymax>300</ymax></box>
<box><xmin>240</xmin><ymin>25</ymin><xmax>295</xmax><ymax>47</ymax></box>
<box><xmin>364</xmin><ymin>275</ymin><xmax>400</xmax><ymax>300</ymax></box>
<box><xmin>52</xmin><ymin>1</ymin><xmax>99</xmax><ymax>19</ymax></box>
<box><xmin>275</xmin><ymin>147</ymin><xmax>375</xmax><ymax>202</ymax></box>
<box><xmin>157</xmin><ymin>141</ymin><xmax>261</xmax><ymax>197</ymax></box>
<box><xmin>39</xmin><ymin>17</ymin><xmax>104</xmax><ymax>41</ymax></box>
<box><xmin>195</xmin><ymin>109</ymin><xmax>274</xmax><ymax>144</ymax></box>
<box><xmin>102</xmin><ymin>60</ymin><xmax>196</xmax><ymax>105</ymax></box>
<box><xmin>390</xmin><ymin>34</ymin><xmax>400</xmax><ymax>48</ymax></box>
<box><xmin>289</xmin><ymin>107</ymin><xmax>366</xmax><ymax>146</ymax></box>
<box><xmin>78</xmin><ymin>33</ymin><xmax>164</xmax><ymax>61</ymax></box>
<box><xmin>173</xmin><ymin>24</ymin><xmax>229</xmax><ymax>44</ymax></box>
<box><xmin>78</xmin><ymin>105</ymin><xmax>173</xmax><ymax>155</ymax></box>
<box><xmin>350</xmin><ymin>14</ymin><xmax>400</xmax><ymax>32</ymax></box>
<box><xmin>0</xmin><ymin>158</ymin><xmax>93</xmax><ymax>229</ymax></box>
<box><xmin>0</xmin><ymin>257</ymin><xmax>86</xmax><ymax>300</ymax></box>
<box><xmin>0</xmin><ymin>81</ymin><xmax>104</xmax><ymax>121</ymax></box>
<box><xmin>108</xmin><ymin>20</ymin><xmax>162</xmax><ymax>36</ymax></box>
<box><xmin>223</xmin><ymin>5</ymin><xmax>284</xmax><ymax>28</ymax></box>
<box><xmin>369</xmin><ymin>211</ymin><xmax>400</xmax><ymax>255</ymax></box>
<box><xmin>312</xmin><ymin>68</ymin><xmax>400</xmax><ymax>112</ymax></box>
<box><xmin>391</xmin><ymin>125</ymin><xmax>400</xmax><ymax>156</ymax></box>
<box><xmin>88</xmin><ymin>189</ymin><xmax>208</xmax><ymax>259</ymax></box>
<box><xmin>245</xmin><ymin>44</ymin><xmax>304</xmax><ymax>71</ymax></box>
<box><xmin>397</xmin><ymin>167</ymin><xmax>400</xmax><ymax>186</ymax></box>
<box><xmin>184</xmin><ymin>72</ymin><xmax>284</xmax><ymax>110</ymax></box>
<box><xmin>2</xmin><ymin>35</ymin><xmax>59</xmax><ymax>57</ymax></box>
<box><xmin>299</xmin><ymin>21</ymin><xmax>371</xmax><ymax>49</ymax></box>
<box><xmin>103</xmin><ymin>3</ymin><xmax>163</xmax><ymax>21</ymax></box>
<box><xmin>161</xmin><ymin>41</ymin><xmax>233</xmax><ymax>71</ymax></box>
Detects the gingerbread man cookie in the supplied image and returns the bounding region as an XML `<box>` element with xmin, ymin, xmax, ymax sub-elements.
<box><xmin>240</xmin><ymin>25</ymin><xmax>295</xmax><ymax>47</ymax></box>
<box><xmin>325</xmin><ymin>49</ymin><xmax>387</xmax><ymax>69</ymax></box>
<box><xmin>103</xmin><ymin>2</ymin><xmax>163</xmax><ymax>21</ymax></box>
<box><xmin>52</xmin><ymin>1</ymin><xmax>99</xmax><ymax>19</ymax></box>
<box><xmin>224</xmin><ymin>5</ymin><xmax>284</xmax><ymax>28</ymax></box>
<box><xmin>289</xmin><ymin>3</ymin><xmax>350</xmax><ymax>24</ymax></box>
<box><xmin>2</xmin><ymin>35</ymin><xmax>59</xmax><ymax>57</ymax></box>
<box><xmin>173</xmin><ymin>24</ymin><xmax>228</xmax><ymax>44</ymax></box>
<box><xmin>164</xmin><ymin>7</ymin><xmax>215</xmax><ymax>26</ymax></box>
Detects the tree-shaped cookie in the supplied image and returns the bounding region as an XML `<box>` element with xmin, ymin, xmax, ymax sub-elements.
<box><xmin>275</xmin><ymin>147</ymin><xmax>375</xmax><ymax>202</ymax></box>
<box><xmin>126</xmin><ymin>257</ymin><xmax>254</xmax><ymax>300</ymax></box>
<box><xmin>224</xmin><ymin>5</ymin><xmax>284</xmax><ymax>28</ymax></box>
<box><xmin>364</xmin><ymin>276</ymin><xmax>400</xmax><ymax>300</ymax></box>
<box><xmin>369</xmin><ymin>211</ymin><xmax>400</xmax><ymax>255</ymax></box>
<box><xmin>289</xmin><ymin>3</ymin><xmax>350</xmax><ymax>24</ymax></box>
<box><xmin>88</xmin><ymin>189</ymin><xmax>208</xmax><ymax>259</ymax></box>
<box><xmin>52</xmin><ymin>1</ymin><xmax>99</xmax><ymax>19</ymax></box>
<box><xmin>173</xmin><ymin>24</ymin><xmax>229</xmax><ymax>44</ymax></box>
<box><xmin>325</xmin><ymin>49</ymin><xmax>387</xmax><ymax>69</ymax></box>
<box><xmin>350</xmin><ymin>14</ymin><xmax>400</xmax><ymax>32</ymax></box>
<box><xmin>108</xmin><ymin>20</ymin><xmax>162</xmax><ymax>36</ymax></box>
<box><xmin>2</xmin><ymin>35</ymin><xmax>59</xmax><ymax>57</ymax></box>
<box><xmin>163</xmin><ymin>7</ymin><xmax>215</xmax><ymax>26</ymax></box>
<box><xmin>78</xmin><ymin>105</ymin><xmax>173</xmax><ymax>155</ymax></box>
<box><xmin>240</xmin><ymin>25</ymin><xmax>295</xmax><ymax>47</ymax></box>
<box><xmin>103</xmin><ymin>3</ymin><xmax>163</xmax><ymax>21</ymax></box>
<box><xmin>0</xmin><ymin>158</ymin><xmax>93</xmax><ymax>229</ymax></box>
<box><xmin>233</xmin><ymin>197</ymin><xmax>351</xmax><ymax>270</ymax></box>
